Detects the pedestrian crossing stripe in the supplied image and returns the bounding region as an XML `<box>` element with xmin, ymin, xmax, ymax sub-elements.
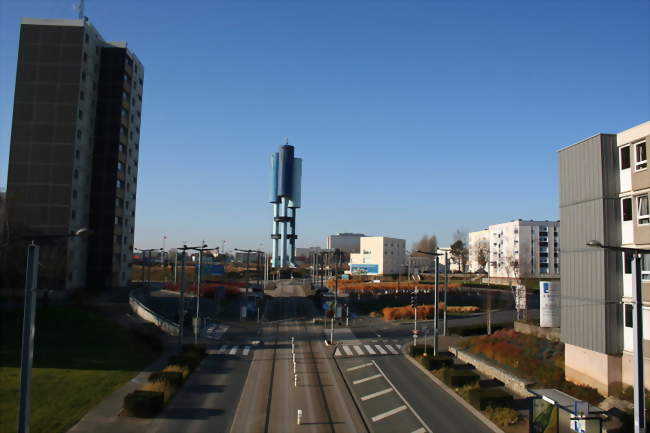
<box><xmin>334</xmin><ymin>344</ymin><xmax>402</xmax><ymax>357</ymax></box>
<box><xmin>215</xmin><ymin>344</ymin><xmax>252</xmax><ymax>356</ymax></box>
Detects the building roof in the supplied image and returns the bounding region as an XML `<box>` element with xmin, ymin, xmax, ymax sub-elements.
<box><xmin>528</xmin><ymin>389</ymin><xmax>605</xmax><ymax>415</ymax></box>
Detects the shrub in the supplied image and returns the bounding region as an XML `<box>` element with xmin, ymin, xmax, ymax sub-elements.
<box><xmin>168</xmin><ymin>353</ymin><xmax>201</xmax><ymax>371</ymax></box>
<box><xmin>182</xmin><ymin>344</ymin><xmax>207</xmax><ymax>358</ymax></box>
<box><xmin>164</xmin><ymin>364</ymin><xmax>191</xmax><ymax>380</ymax></box>
<box><xmin>443</xmin><ymin>369</ymin><xmax>480</xmax><ymax>387</ymax></box>
<box><xmin>419</xmin><ymin>354</ymin><xmax>454</xmax><ymax>371</ymax></box>
<box><xmin>411</xmin><ymin>345</ymin><xmax>425</xmax><ymax>357</ymax></box>
<box><xmin>483</xmin><ymin>406</ymin><xmax>522</xmax><ymax>427</ymax></box>
<box><xmin>468</xmin><ymin>387</ymin><xmax>513</xmax><ymax>410</ymax></box>
<box><xmin>149</xmin><ymin>371</ymin><xmax>184</xmax><ymax>388</ymax></box>
<box><xmin>123</xmin><ymin>390</ymin><xmax>164</xmax><ymax>417</ymax></box>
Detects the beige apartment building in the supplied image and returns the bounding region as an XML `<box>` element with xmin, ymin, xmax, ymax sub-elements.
<box><xmin>348</xmin><ymin>236</ymin><xmax>405</xmax><ymax>275</ymax></box>
<box><xmin>559</xmin><ymin>120</ymin><xmax>650</xmax><ymax>395</ymax></box>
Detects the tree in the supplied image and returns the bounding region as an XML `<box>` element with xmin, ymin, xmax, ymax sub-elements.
<box><xmin>450</xmin><ymin>239</ymin><xmax>469</xmax><ymax>272</ymax></box>
<box><xmin>411</xmin><ymin>234</ymin><xmax>438</xmax><ymax>256</ymax></box>
<box><xmin>477</xmin><ymin>247</ymin><xmax>488</xmax><ymax>270</ymax></box>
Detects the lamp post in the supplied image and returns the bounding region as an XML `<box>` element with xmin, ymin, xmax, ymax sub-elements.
<box><xmin>176</xmin><ymin>243</ymin><xmax>205</xmax><ymax>348</ymax></box>
<box><xmin>187</xmin><ymin>243</ymin><xmax>209</xmax><ymax>344</ymax></box>
<box><xmin>417</xmin><ymin>250</ymin><xmax>443</xmax><ymax>356</ymax></box>
<box><xmin>235</xmin><ymin>248</ymin><xmax>256</xmax><ymax>320</ymax></box>
<box><xmin>18</xmin><ymin>228</ymin><xmax>91</xmax><ymax>433</ymax></box>
<box><xmin>587</xmin><ymin>240</ymin><xmax>645</xmax><ymax>433</ymax></box>
<box><xmin>135</xmin><ymin>248</ymin><xmax>161</xmax><ymax>290</ymax></box>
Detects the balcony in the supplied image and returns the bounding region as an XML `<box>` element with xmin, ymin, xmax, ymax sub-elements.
<box><xmin>540</xmin><ymin>246</ymin><xmax>549</xmax><ymax>253</ymax></box>
<box><xmin>539</xmin><ymin>237</ymin><xmax>548</xmax><ymax>242</ymax></box>
<box><xmin>540</xmin><ymin>257</ymin><xmax>549</xmax><ymax>264</ymax></box>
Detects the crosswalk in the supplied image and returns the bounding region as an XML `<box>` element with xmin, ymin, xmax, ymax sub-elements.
<box><xmin>214</xmin><ymin>344</ymin><xmax>252</xmax><ymax>357</ymax></box>
<box><xmin>334</xmin><ymin>343</ymin><xmax>402</xmax><ymax>358</ymax></box>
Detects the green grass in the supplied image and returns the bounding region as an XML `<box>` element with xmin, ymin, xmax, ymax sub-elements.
<box><xmin>0</xmin><ymin>304</ymin><xmax>160</xmax><ymax>433</ymax></box>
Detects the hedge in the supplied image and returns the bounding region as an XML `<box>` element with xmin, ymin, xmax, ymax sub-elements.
<box><xmin>168</xmin><ymin>352</ymin><xmax>202</xmax><ymax>371</ymax></box>
<box><xmin>419</xmin><ymin>354</ymin><xmax>454</xmax><ymax>370</ymax></box>
<box><xmin>468</xmin><ymin>387</ymin><xmax>513</xmax><ymax>410</ymax></box>
<box><xmin>443</xmin><ymin>369</ymin><xmax>480</xmax><ymax>387</ymax></box>
<box><xmin>148</xmin><ymin>371</ymin><xmax>184</xmax><ymax>388</ymax></box>
<box><xmin>123</xmin><ymin>390</ymin><xmax>164</xmax><ymax>417</ymax></box>
<box><xmin>182</xmin><ymin>343</ymin><xmax>207</xmax><ymax>358</ymax></box>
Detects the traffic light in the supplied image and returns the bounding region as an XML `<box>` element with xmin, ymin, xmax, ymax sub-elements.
<box><xmin>410</xmin><ymin>295</ymin><xmax>417</xmax><ymax>308</ymax></box>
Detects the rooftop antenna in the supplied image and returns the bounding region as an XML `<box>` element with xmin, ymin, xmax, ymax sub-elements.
<box><xmin>284</xmin><ymin>136</ymin><xmax>289</xmax><ymax>145</ymax></box>
<box><xmin>73</xmin><ymin>0</ymin><xmax>85</xmax><ymax>20</ymax></box>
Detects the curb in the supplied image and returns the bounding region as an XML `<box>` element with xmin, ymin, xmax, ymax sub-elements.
<box><xmin>401</xmin><ymin>343</ymin><xmax>504</xmax><ymax>433</ymax></box>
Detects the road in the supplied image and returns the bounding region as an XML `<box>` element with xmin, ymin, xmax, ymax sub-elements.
<box><xmin>229</xmin><ymin>296</ymin><xmax>367</xmax><ymax>433</ymax></box>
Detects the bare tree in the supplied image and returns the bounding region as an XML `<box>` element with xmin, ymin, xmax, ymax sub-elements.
<box><xmin>411</xmin><ymin>234</ymin><xmax>438</xmax><ymax>256</ymax></box>
<box><xmin>476</xmin><ymin>246</ymin><xmax>488</xmax><ymax>270</ymax></box>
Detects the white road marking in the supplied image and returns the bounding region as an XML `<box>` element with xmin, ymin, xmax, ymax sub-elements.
<box><xmin>353</xmin><ymin>374</ymin><xmax>382</xmax><ymax>385</ymax></box>
<box><xmin>371</xmin><ymin>405</ymin><xmax>407</xmax><ymax>422</ymax></box>
<box><xmin>334</xmin><ymin>347</ymin><xmax>342</xmax><ymax>357</ymax></box>
<box><xmin>411</xmin><ymin>428</ymin><xmax>427</xmax><ymax>433</ymax></box>
<box><xmin>374</xmin><ymin>345</ymin><xmax>387</xmax><ymax>355</ymax></box>
<box><xmin>353</xmin><ymin>345</ymin><xmax>364</xmax><ymax>355</ymax></box>
<box><xmin>361</xmin><ymin>388</ymin><xmax>393</xmax><ymax>401</ymax></box>
<box><xmin>347</xmin><ymin>362</ymin><xmax>373</xmax><ymax>372</ymax></box>
<box><xmin>218</xmin><ymin>345</ymin><xmax>228</xmax><ymax>354</ymax></box>
<box><xmin>364</xmin><ymin>345</ymin><xmax>377</xmax><ymax>355</ymax></box>
<box><xmin>343</xmin><ymin>346</ymin><xmax>353</xmax><ymax>356</ymax></box>
<box><xmin>229</xmin><ymin>345</ymin><xmax>239</xmax><ymax>355</ymax></box>
<box><xmin>371</xmin><ymin>360</ymin><xmax>433</xmax><ymax>433</ymax></box>
<box><xmin>242</xmin><ymin>346</ymin><xmax>251</xmax><ymax>356</ymax></box>
<box><xmin>387</xmin><ymin>345</ymin><xmax>400</xmax><ymax>354</ymax></box>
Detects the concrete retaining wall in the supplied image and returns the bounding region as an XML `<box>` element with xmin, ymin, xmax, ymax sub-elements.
<box><xmin>514</xmin><ymin>320</ymin><xmax>560</xmax><ymax>342</ymax></box>
<box><xmin>450</xmin><ymin>347</ymin><xmax>534</xmax><ymax>398</ymax></box>
<box><xmin>129</xmin><ymin>291</ymin><xmax>179</xmax><ymax>336</ymax></box>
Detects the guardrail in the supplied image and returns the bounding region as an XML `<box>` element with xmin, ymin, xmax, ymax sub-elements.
<box><xmin>129</xmin><ymin>290</ymin><xmax>180</xmax><ymax>336</ymax></box>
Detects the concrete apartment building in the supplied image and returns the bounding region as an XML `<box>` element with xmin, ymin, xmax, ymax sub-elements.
<box><xmin>349</xmin><ymin>236</ymin><xmax>405</xmax><ymax>275</ymax></box>
<box><xmin>558</xmin><ymin>120</ymin><xmax>650</xmax><ymax>395</ymax></box>
<box><xmin>468</xmin><ymin>220</ymin><xmax>560</xmax><ymax>279</ymax></box>
<box><xmin>5</xmin><ymin>18</ymin><xmax>143</xmax><ymax>289</ymax></box>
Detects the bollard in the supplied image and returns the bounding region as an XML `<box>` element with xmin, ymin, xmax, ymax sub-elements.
<box><xmin>294</xmin><ymin>373</ymin><xmax>298</xmax><ymax>387</ymax></box>
<box><xmin>297</xmin><ymin>409</ymin><xmax>302</xmax><ymax>425</ymax></box>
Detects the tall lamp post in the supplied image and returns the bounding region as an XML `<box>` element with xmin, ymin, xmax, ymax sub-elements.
<box><xmin>416</xmin><ymin>250</ymin><xmax>443</xmax><ymax>356</ymax></box>
<box><xmin>187</xmin><ymin>243</ymin><xmax>210</xmax><ymax>344</ymax></box>
<box><xmin>587</xmin><ymin>240</ymin><xmax>645</xmax><ymax>433</ymax></box>
<box><xmin>135</xmin><ymin>248</ymin><xmax>161</xmax><ymax>289</ymax></box>
<box><xmin>18</xmin><ymin>227</ymin><xmax>91</xmax><ymax>433</ymax></box>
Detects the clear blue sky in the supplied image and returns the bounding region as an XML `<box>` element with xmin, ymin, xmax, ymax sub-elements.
<box><xmin>1</xmin><ymin>0</ymin><xmax>648</xmax><ymax>252</ymax></box>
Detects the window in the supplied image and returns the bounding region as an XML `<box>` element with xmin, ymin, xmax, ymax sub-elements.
<box><xmin>75</xmin><ymin>149</ymin><xmax>80</xmax><ymax>160</ymax></box>
<box><xmin>74</xmin><ymin>169</ymin><xmax>79</xmax><ymax>179</ymax></box>
<box><xmin>83</xmin><ymin>52</ymin><xmax>87</xmax><ymax>62</ymax></box>
<box><xmin>71</xmin><ymin>209</ymin><xmax>76</xmax><ymax>219</ymax></box>
<box><xmin>118</xmin><ymin>143</ymin><xmax>125</xmax><ymax>153</ymax></box>
<box><xmin>72</xmin><ymin>190</ymin><xmax>78</xmax><ymax>200</ymax></box>
<box><xmin>121</xmin><ymin>126</ymin><xmax>128</xmax><ymax>136</ymax></box>
<box><xmin>116</xmin><ymin>179</ymin><xmax>123</xmax><ymax>189</ymax></box>
<box><xmin>621</xmin><ymin>146</ymin><xmax>631</xmax><ymax>170</ymax></box>
<box><xmin>623</xmin><ymin>197</ymin><xmax>633</xmax><ymax>221</ymax></box>
<box><xmin>637</xmin><ymin>195</ymin><xmax>649</xmax><ymax>224</ymax></box>
<box><xmin>85</xmin><ymin>34</ymin><xmax>89</xmax><ymax>43</ymax></box>
<box><xmin>81</xmin><ymin>71</ymin><xmax>86</xmax><ymax>81</ymax></box>
<box><xmin>643</xmin><ymin>254</ymin><xmax>650</xmax><ymax>281</ymax></box>
<box><xmin>636</xmin><ymin>142</ymin><xmax>647</xmax><ymax>170</ymax></box>
<box><xmin>115</xmin><ymin>216</ymin><xmax>122</xmax><ymax>225</ymax></box>
<box><xmin>121</xmin><ymin>108</ymin><xmax>128</xmax><ymax>118</ymax></box>
<box><xmin>78</xmin><ymin>110</ymin><xmax>83</xmax><ymax>120</ymax></box>
<box><xmin>77</xmin><ymin>129</ymin><xmax>82</xmax><ymax>139</ymax></box>
<box><xmin>117</xmin><ymin>161</ymin><xmax>124</xmax><ymax>171</ymax></box>
<box><xmin>80</xmin><ymin>91</ymin><xmax>85</xmax><ymax>101</ymax></box>
<box><xmin>625</xmin><ymin>304</ymin><xmax>633</xmax><ymax>328</ymax></box>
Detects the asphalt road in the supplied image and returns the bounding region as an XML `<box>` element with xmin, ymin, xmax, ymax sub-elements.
<box><xmin>229</xmin><ymin>297</ymin><xmax>366</xmax><ymax>433</ymax></box>
<box><xmin>341</xmin><ymin>316</ymin><xmax>497</xmax><ymax>433</ymax></box>
<box><xmin>144</xmin><ymin>321</ymin><xmax>259</xmax><ymax>433</ymax></box>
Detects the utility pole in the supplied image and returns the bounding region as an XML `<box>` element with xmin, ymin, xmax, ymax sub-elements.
<box><xmin>162</xmin><ymin>235</ymin><xmax>166</xmax><ymax>282</ymax></box>
<box><xmin>443</xmin><ymin>251</ymin><xmax>449</xmax><ymax>336</ymax></box>
<box><xmin>434</xmin><ymin>255</ymin><xmax>439</xmax><ymax>356</ymax></box>
<box><xmin>178</xmin><ymin>246</ymin><xmax>187</xmax><ymax>348</ymax></box>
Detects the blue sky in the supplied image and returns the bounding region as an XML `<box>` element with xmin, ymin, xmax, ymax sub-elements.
<box><xmin>1</xmin><ymin>0</ymin><xmax>648</xmax><ymax>252</ymax></box>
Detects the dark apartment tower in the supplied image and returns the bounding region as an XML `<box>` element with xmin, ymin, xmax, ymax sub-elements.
<box><xmin>5</xmin><ymin>18</ymin><xmax>143</xmax><ymax>290</ymax></box>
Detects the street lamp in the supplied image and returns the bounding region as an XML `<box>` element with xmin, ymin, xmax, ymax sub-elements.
<box><xmin>416</xmin><ymin>250</ymin><xmax>443</xmax><ymax>356</ymax></box>
<box><xmin>587</xmin><ymin>240</ymin><xmax>645</xmax><ymax>433</ymax></box>
<box><xmin>18</xmin><ymin>228</ymin><xmax>91</xmax><ymax>433</ymax></box>
<box><xmin>186</xmin><ymin>243</ymin><xmax>210</xmax><ymax>344</ymax></box>
<box><xmin>135</xmin><ymin>248</ymin><xmax>162</xmax><ymax>289</ymax></box>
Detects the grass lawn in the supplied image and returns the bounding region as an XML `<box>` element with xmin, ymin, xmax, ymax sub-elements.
<box><xmin>0</xmin><ymin>304</ymin><xmax>161</xmax><ymax>433</ymax></box>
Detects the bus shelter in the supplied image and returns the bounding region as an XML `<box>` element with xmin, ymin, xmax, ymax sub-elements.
<box><xmin>529</xmin><ymin>388</ymin><xmax>606</xmax><ymax>433</ymax></box>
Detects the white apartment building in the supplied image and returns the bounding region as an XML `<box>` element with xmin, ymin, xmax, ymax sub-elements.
<box><xmin>349</xmin><ymin>236</ymin><xmax>405</xmax><ymax>275</ymax></box>
<box><xmin>469</xmin><ymin>220</ymin><xmax>560</xmax><ymax>279</ymax></box>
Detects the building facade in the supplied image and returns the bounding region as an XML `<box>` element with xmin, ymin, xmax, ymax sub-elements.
<box><xmin>469</xmin><ymin>221</ymin><xmax>560</xmax><ymax>279</ymax></box>
<box><xmin>559</xmin><ymin>121</ymin><xmax>650</xmax><ymax>395</ymax></box>
<box><xmin>349</xmin><ymin>236</ymin><xmax>405</xmax><ymax>275</ymax></box>
<box><xmin>326</xmin><ymin>233</ymin><xmax>365</xmax><ymax>254</ymax></box>
<box><xmin>5</xmin><ymin>18</ymin><xmax>143</xmax><ymax>289</ymax></box>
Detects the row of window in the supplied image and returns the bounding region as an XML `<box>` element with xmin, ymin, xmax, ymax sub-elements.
<box><xmin>620</xmin><ymin>141</ymin><xmax>647</xmax><ymax>172</ymax></box>
<box><xmin>622</xmin><ymin>195</ymin><xmax>650</xmax><ymax>225</ymax></box>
